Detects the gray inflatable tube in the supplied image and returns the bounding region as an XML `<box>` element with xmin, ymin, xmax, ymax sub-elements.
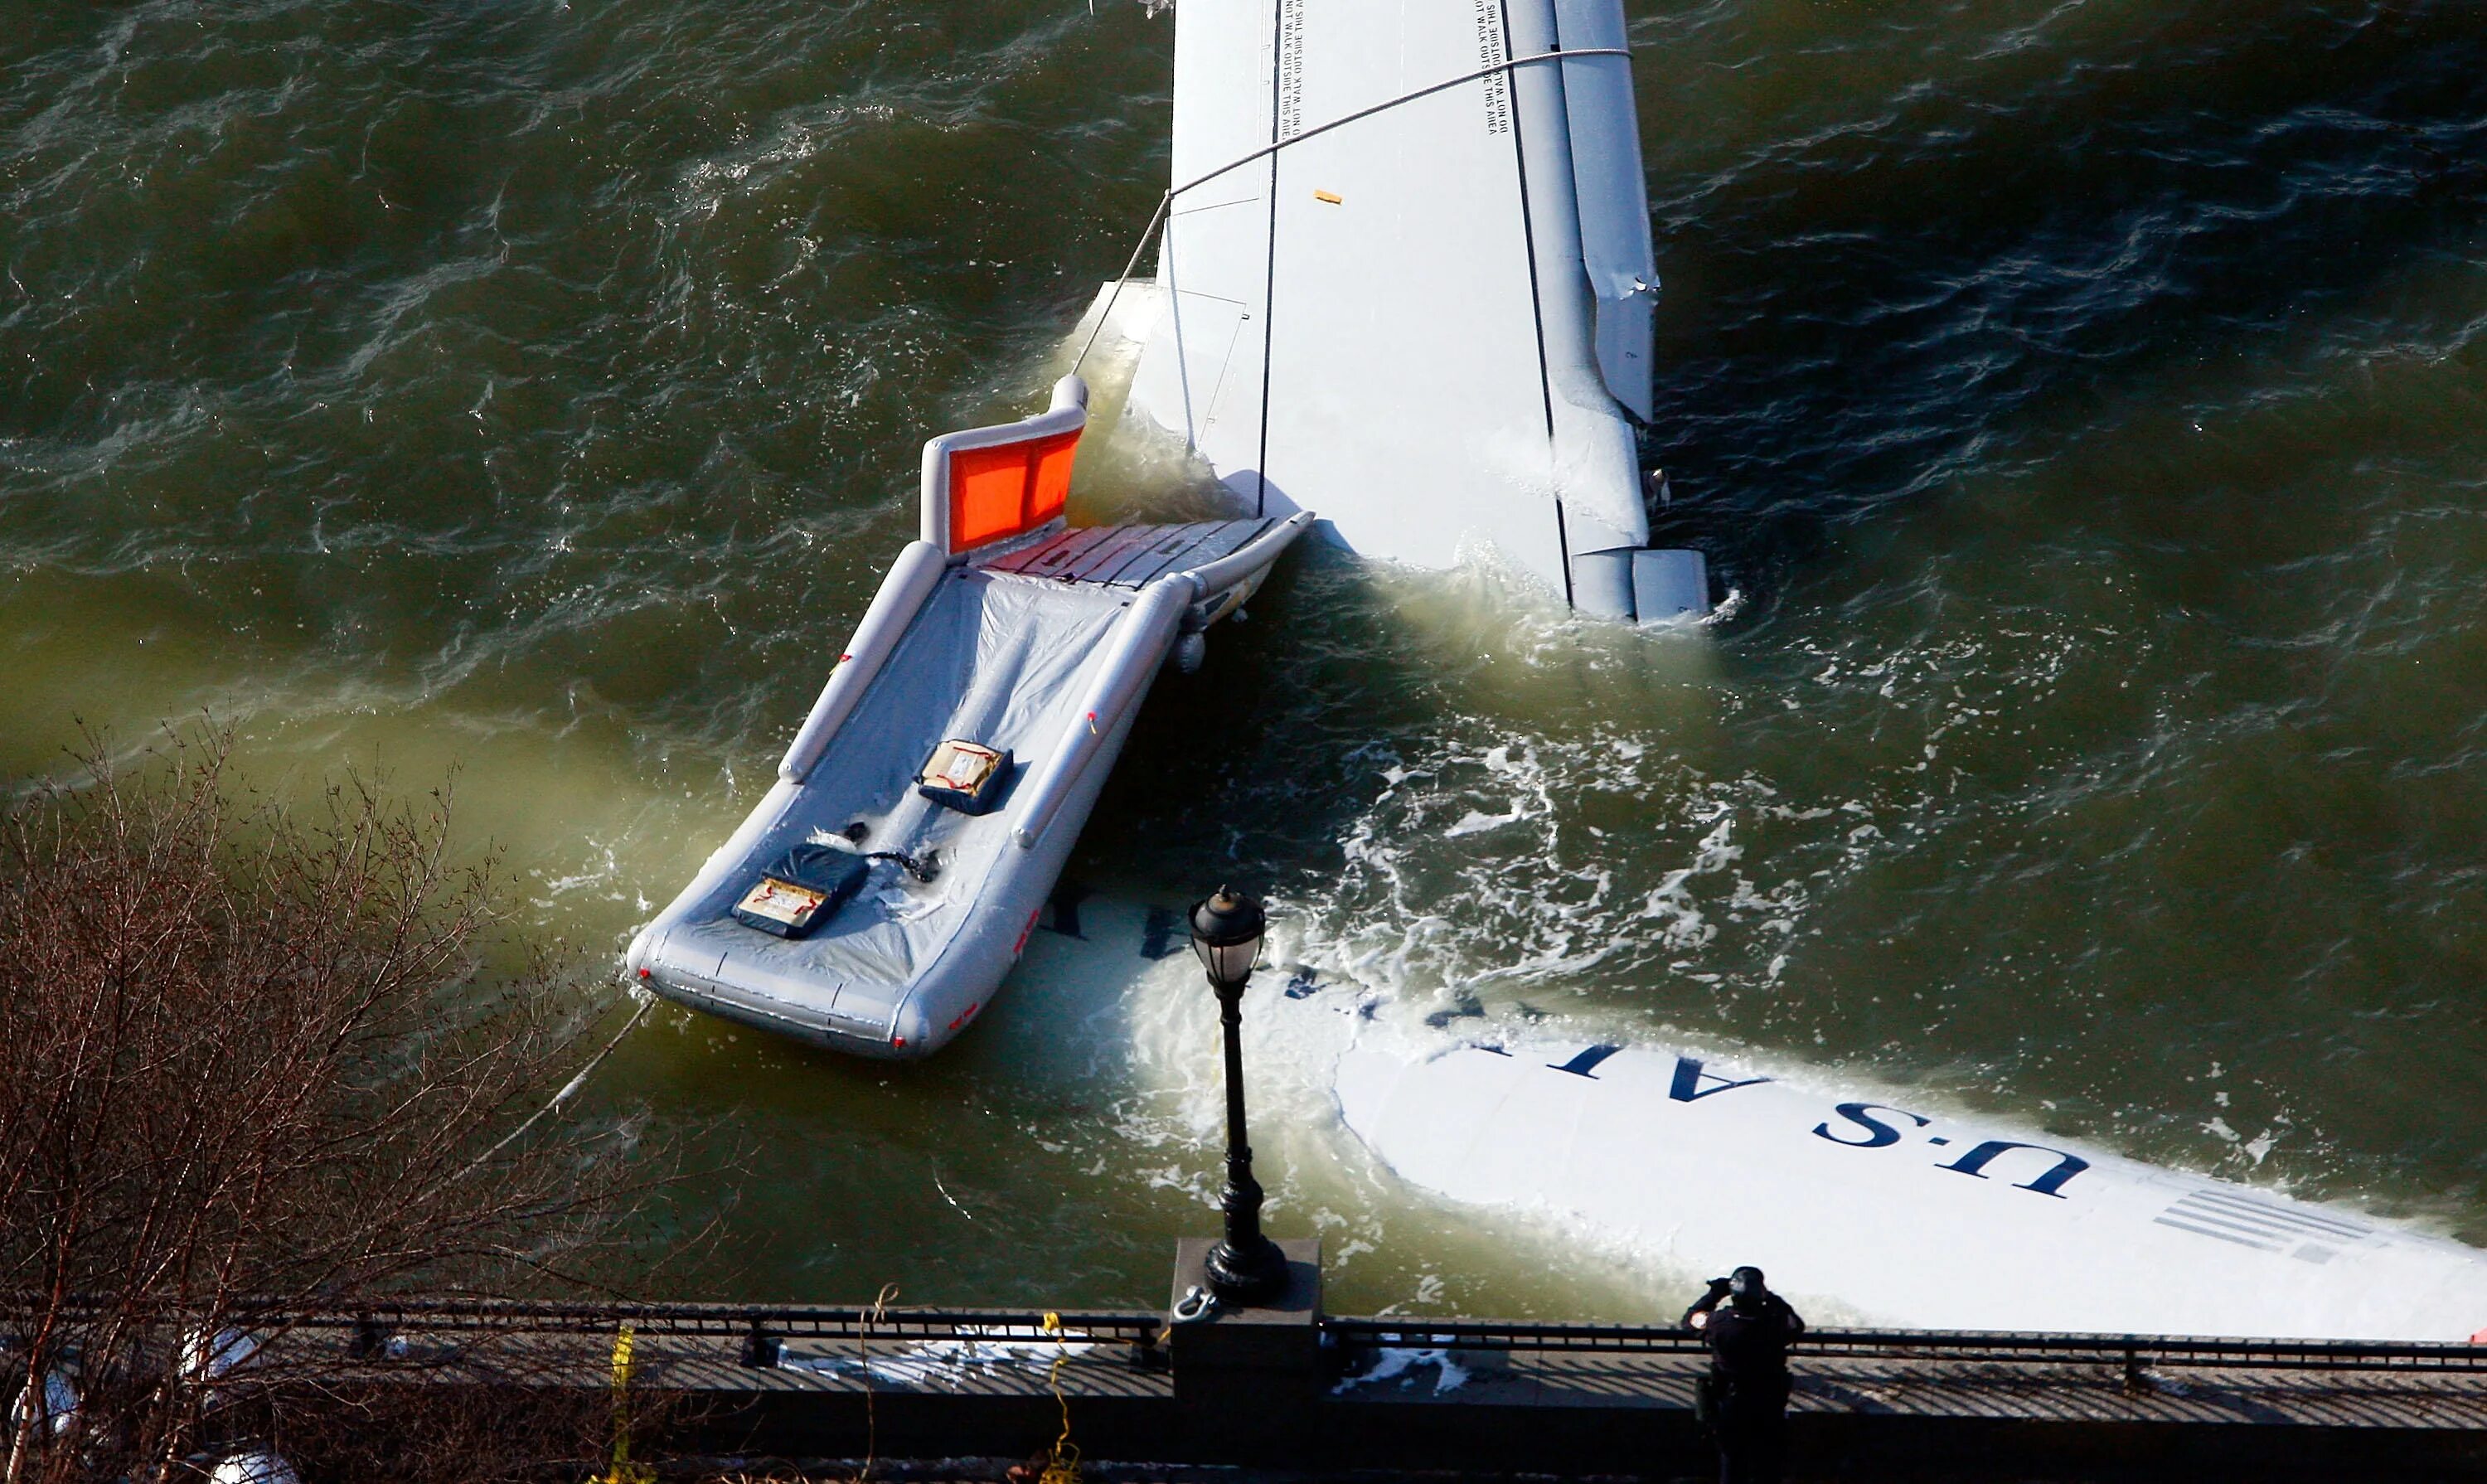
<box><xmin>624</xmin><ymin>380</ymin><xmax>1311</xmax><ymax>1058</ymax></box>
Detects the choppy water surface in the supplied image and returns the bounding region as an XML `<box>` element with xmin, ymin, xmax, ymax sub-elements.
<box><xmin>6</xmin><ymin>0</ymin><xmax>2485</xmax><ymax>1318</ymax></box>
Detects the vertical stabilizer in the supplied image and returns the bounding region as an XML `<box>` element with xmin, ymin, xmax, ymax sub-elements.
<box><xmin>1126</xmin><ymin>0</ymin><xmax>1663</xmax><ymax>613</ymax></box>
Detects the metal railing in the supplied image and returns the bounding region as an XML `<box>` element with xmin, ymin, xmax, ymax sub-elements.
<box><xmin>1323</xmin><ymin>1317</ymin><xmax>2487</xmax><ymax>1374</ymax></box>
<box><xmin>34</xmin><ymin>1297</ymin><xmax>2487</xmax><ymax>1378</ymax></box>
<box><xmin>325</xmin><ymin>1298</ymin><xmax>1155</xmax><ymax>1336</ymax></box>
<box><xmin>302</xmin><ymin>1299</ymin><xmax>1166</xmax><ymax>1367</ymax></box>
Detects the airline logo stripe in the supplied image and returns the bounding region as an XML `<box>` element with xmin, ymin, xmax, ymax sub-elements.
<box><xmin>2179</xmin><ymin>1188</ymin><xmax>2370</xmax><ymax>1239</ymax></box>
<box><xmin>2170</xmin><ymin>1205</ymin><xmax>2344</xmax><ymax>1242</ymax></box>
<box><xmin>2157</xmin><ymin>1209</ymin><xmax>2300</xmax><ymax>1246</ymax></box>
<box><xmin>2154</xmin><ymin>1190</ymin><xmax>2370</xmax><ymax>1254</ymax></box>
<box><xmin>2154</xmin><ymin>1215</ymin><xmax>2286</xmax><ymax>1252</ymax></box>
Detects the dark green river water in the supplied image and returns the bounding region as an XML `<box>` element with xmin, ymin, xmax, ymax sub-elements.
<box><xmin>5</xmin><ymin>0</ymin><xmax>2485</xmax><ymax>1319</ymax></box>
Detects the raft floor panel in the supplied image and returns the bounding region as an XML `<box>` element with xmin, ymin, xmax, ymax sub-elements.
<box><xmin>980</xmin><ymin>518</ymin><xmax>1276</xmax><ymax>588</ymax></box>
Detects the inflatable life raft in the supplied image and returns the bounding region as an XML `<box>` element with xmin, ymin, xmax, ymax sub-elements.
<box><xmin>623</xmin><ymin>375</ymin><xmax>1310</xmax><ymax>1058</ymax></box>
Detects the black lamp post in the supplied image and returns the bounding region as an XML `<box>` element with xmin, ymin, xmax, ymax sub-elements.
<box><xmin>1190</xmin><ymin>885</ymin><xmax>1291</xmax><ymax>1306</ymax></box>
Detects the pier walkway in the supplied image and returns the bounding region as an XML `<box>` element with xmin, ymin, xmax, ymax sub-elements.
<box><xmin>295</xmin><ymin>1258</ymin><xmax>2487</xmax><ymax>1481</ymax></box>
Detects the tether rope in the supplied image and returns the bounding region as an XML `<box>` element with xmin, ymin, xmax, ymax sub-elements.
<box><xmin>453</xmin><ymin>994</ymin><xmax>654</xmax><ymax>1183</ymax></box>
<box><xmin>1072</xmin><ymin>45</ymin><xmax>1631</xmax><ymax>375</ymax></box>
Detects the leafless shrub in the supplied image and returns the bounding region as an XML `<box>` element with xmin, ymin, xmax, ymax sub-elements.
<box><xmin>0</xmin><ymin>727</ymin><xmax>681</xmax><ymax>1482</ymax></box>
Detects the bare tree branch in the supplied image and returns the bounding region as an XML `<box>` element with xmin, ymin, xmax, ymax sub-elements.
<box><xmin>0</xmin><ymin>725</ymin><xmax>686</xmax><ymax>1483</ymax></box>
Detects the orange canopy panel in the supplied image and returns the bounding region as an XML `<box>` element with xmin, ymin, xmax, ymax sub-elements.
<box><xmin>948</xmin><ymin>429</ymin><xmax>1082</xmax><ymax>554</ymax></box>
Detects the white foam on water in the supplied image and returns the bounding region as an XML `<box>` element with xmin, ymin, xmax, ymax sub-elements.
<box><xmin>1073</xmin><ymin>894</ymin><xmax>1734</xmax><ymax>1320</ymax></box>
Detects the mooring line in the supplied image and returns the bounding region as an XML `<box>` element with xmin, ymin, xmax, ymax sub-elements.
<box><xmin>453</xmin><ymin>994</ymin><xmax>655</xmax><ymax>1183</ymax></box>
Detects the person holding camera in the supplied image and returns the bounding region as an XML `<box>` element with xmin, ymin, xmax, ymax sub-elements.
<box><xmin>1683</xmin><ymin>1266</ymin><xmax>1805</xmax><ymax>1484</ymax></box>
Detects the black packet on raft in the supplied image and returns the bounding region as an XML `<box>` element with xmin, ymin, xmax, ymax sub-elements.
<box><xmin>730</xmin><ymin>843</ymin><xmax>869</xmax><ymax>938</ymax></box>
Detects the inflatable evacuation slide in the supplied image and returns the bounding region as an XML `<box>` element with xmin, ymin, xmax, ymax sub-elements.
<box><xmin>625</xmin><ymin>377</ymin><xmax>1310</xmax><ymax>1057</ymax></box>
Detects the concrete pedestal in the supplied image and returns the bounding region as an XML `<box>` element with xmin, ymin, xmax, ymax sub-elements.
<box><xmin>1166</xmin><ymin>1237</ymin><xmax>1323</xmax><ymax>1462</ymax></box>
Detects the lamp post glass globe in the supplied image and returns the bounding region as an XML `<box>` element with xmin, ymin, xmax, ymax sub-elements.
<box><xmin>1189</xmin><ymin>887</ymin><xmax>1289</xmax><ymax>1306</ymax></box>
<box><xmin>1189</xmin><ymin>887</ymin><xmax>1265</xmax><ymax>987</ymax></box>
